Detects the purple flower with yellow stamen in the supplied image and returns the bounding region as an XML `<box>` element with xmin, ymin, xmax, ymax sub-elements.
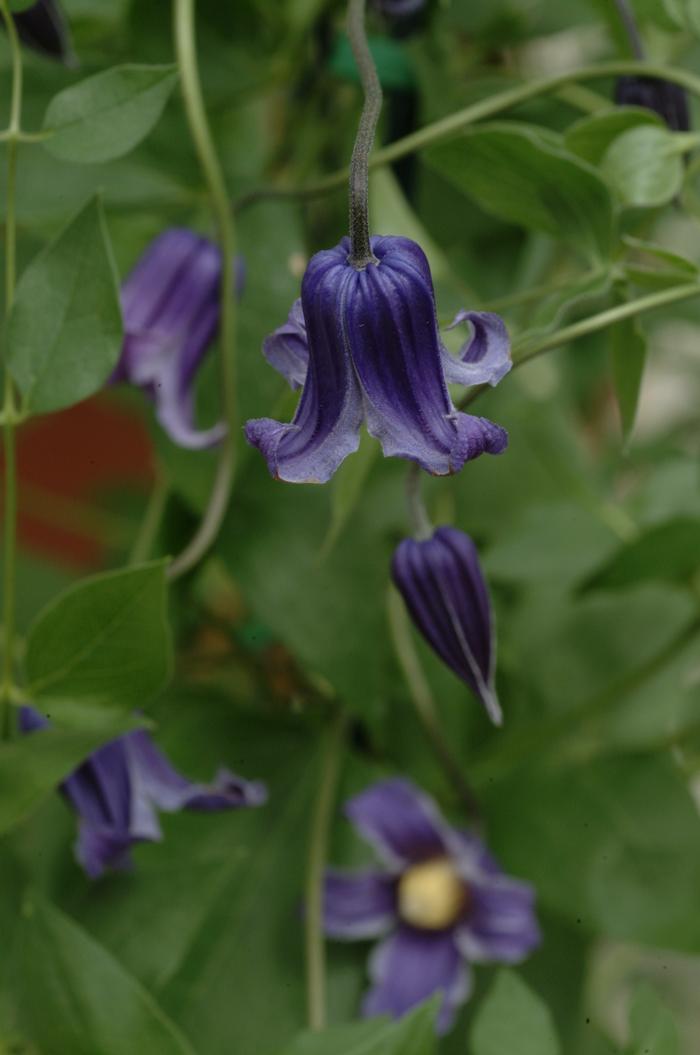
<box><xmin>245</xmin><ymin>235</ymin><xmax>510</xmax><ymax>483</ymax></box>
<box><xmin>113</xmin><ymin>228</ymin><xmax>243</xmax><ymax>451</ymax></box>
<box><xmin>323</xmin><ymin>778</ymin><xmax>539</xmax><ymax>1034</ymax></box>
<box><xmin>392</xmin><ymin>526</ymin><xmax>501</xmax><ymax>725</ymax></box>
<box><xmin>20</xmin><ymin>706</ymin><xmax>266</xmax><ymax>879</ymax></box>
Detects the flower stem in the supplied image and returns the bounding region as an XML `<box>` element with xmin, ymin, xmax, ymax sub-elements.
<box><xmin>346</xmin><ymin>0</ymin><xmax>382</xmax><ymax>269</ymax></box>
<box><xmin>387</xmin><ymin>586</ymin><xmax>482</xmax><ymax>823</ymax></box>
<box><xmin>170</xmin><ymin>0</ymin><xmax>237</xmax><ymax>580</ymax></box>
<box><xmin>405</xmin><ymin>464</ymin><xmax>432</xmax><ymax>540</ymax></box>
<box><xmin>612</xmin><ymin>0</ymin><xmax>645</xmax><ymax>60</ymax></box>
<box><xmin>305</xmin><ymin>710</ymin><xmax>347</xmax><ymax>1032</ymax></box>
<box><xmin>0</xmin><ymin>0</ymin><xmax>23</xmax><ymax>739</ymax></box>
<box><xmin>234</xmin><ymin>60</ymin><xmax>700</xmax><ymax>212</ymax></box>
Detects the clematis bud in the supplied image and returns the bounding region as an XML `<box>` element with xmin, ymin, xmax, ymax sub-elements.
<box><xmin>614</xmin><ymin>76</ymin><xmax>690</xmax><ymax>132</ymax></box>
<box><xmin>20</xmin><ymin>706</ymin><xmax>267</xmax><ymax>878</ymax></box>
<box><xmin>114</xmin><ymin>228</ymin><xmax>243</xmax><ymax>450</ymax></box>
<box><xmin>10</xmin><ymin>0</ymin><xmax>74</xmax><ymax>65</ymax></box>
<box><xmin>391</xmin><ymin>526</ymin><xmax>501</xmax><ymax>725</ymax></box>
<box><xmin>246</xmin><ymin>236</ymin><xmax>510</xmax><ymax>483</ymax></box>
<box><xmin>372</xmin><ymin>0</ymin><xmax>427</xmax><ymax>16</ymax></box>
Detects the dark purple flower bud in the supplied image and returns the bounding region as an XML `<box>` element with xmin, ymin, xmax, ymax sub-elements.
<box><xmin>614</xmin><ymin>76</ymin><xmax>690</xmax><ymax>132</ymax></box>
<box><xmin>20</xmin><ymin>706</ymin><xmax>267</xmax><ymax>879</ymax></box>
<box><xmin>10</xmin><ymin>0</ymin><xmax>74</xmax><ymax>65</ymax></box>
<box><xmin>245</xmin><ymin>236</ymin><xmax>510</xmax><ymax>483</ymax></box>
<box><xmin>391</xmin><ymin>526</ymin><xmax>501</xmax><ymax>725</ymax></box>
<box><xmin>372</xmin><ymin>0</ymin><xmax>427</xmax><ymax>17</ymax></box>
<box><xmin>323</xmin><ymin>778</ymin><xmax>540</xmax><ymax>1034</ymax></box>
<box><xmin>115</xmin><ymin>228</ymin><xmax>244</xmax><ymax>451</ymax></box>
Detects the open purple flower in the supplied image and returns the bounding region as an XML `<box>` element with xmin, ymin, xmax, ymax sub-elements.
<box><xmin>245</xmin><ymin>235</ymin><xmax>510</xmax><ymax>483</ymax></box>
<box><xmin>20</xmin><ymin>706</ymin><xmax>267</xmax><ymax>879</ymax></box>
<box><xmin>114</xmin><ymin>228</ymin><xmax>242</xmax><ymax>450</ymax></box>
<box><xmin>392</xmin><ymin>526</ymin><xmax>501</xmax><ymax>725</ymax></box>
<box><xmin>324</xmin><ymin>778</ymin><xmax>539</xmax><ymax>1034</ymax></box>
<box><xmin>614</xmin><ymin>76</ymin><xmax>690</xmax><ymax>132</ymax></box>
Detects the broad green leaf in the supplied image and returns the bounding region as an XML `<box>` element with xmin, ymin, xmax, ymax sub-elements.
<box><xmin>610</xmin><ymin>309</ymin><xmax>647</xmax><ymax>442</ymax></box>
<box><xmin>485</xmin><ymin>753</ymin><xmax>700</xmax><ymax>951</ymax></box>
<box><xmin>565</xmin><ymin>108</ymin><xmax>663</xmax><ymax>165</ymax></box>
<box><xmin>17</xmin><ymin>896</ymin><xmax>197</xmax><ymax>1055</ymax></box>
<box><xmin>471</xmin><ymin>971</ymin><xmax>560</xmax><ymax>1055</ymax></box>
<box><xmin>8</xmin><ymin>0</ymin><xmax>37</xmax><ymax>10</ymax></box>
<box><xmin>26</xmin><ymin>561</ymin><xmax>172</xmax><ymax>708</ymax></box>
<box><xmin>425</xmin><ymin>122</ymin><xmax>614</xmax><ymax>262</ymax></box>
<box><xmin>602</xmin><ymin>126</ymin><xmax>684</xmax><ymax>207</ymax></box>
<box><xmin>0</xmin><ymin>720</ymin><xmax>134</xmax><ymax>836</ymax></box>
<box><xmin>42</xmin><ymin>64</ymin><xmax>178</xmax><ymax>164</ymax></box>
<box><xmin>628</xmin><ymin>983</ymin><xmax>680</xmax><ymax>1055</ymax></box>
<box><xmin>6</xmin><ymin>196</ymin><xmax>122</xmax><ymax>415</ymax></box>
<box><xmin>581</xmin><ymin>518</ymin><xmax>700</xmax><ymax>591</ymax></box>
<box><xmin>281</xmin><ymin>1001</ymin><xmax>437</xmax><ymax>1054</ymax></box>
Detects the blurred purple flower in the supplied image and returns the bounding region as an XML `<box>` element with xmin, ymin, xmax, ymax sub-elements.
<box><xmin>324</xmin><ymin>778</ymin><xmax>539</xmax><ymax>1034</ymax></box>
<box><xmin>372</xmin><ymin>0</ymin><xmax>427</xmax><ymax>16</ymax></box>
<box><xmin>114</xmin><ymin>228</ymin><xmax>243</xmax><ymax>450</ymax></box>
<box><xmin>614</xmin><ymin>76</ymin><xmax>690</xmax><ymax>132</ymax></box>
<box><xmin>246</xmin><ymin>235</ymin><xmax>510</xmax><ymax>483</ymax></box>
<box><xmin>392</xmin><ymin>526</ymin><xmax>501</xmax><ymax>725</ymax></box>
<box><xmin>20</xmin><ymin>706</ymin><xmax>267</xmax><ymax>879</ymax></box>
<box><xmin>8</xmin><ymin>0</ymin><xmax>74</xmax><ymax>65</ymax></box>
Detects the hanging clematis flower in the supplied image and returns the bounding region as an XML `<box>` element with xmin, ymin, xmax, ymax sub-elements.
<box><xmin>323</xmin><ymin>778</ymin><xmax>540</xmax><ymax>1034</ymax></box>
<box><xmin>20</xmin><ymin>706</ymin><xmax>267</xmax><ymax>879</ymax></box>
<box><xmin>391</xmin><ymin>526</ymin><xmax>502</xmax><ymax>725</ymax></box>
<box><xmin>246</xmin><ymin>235</ymin><xmax>510</xmax><ymax>483</ymax></box>
<box><xmin>614</xmin><ymin>76</ymin><xmax>690</xmax><ymax>132</ymax></box>
<box><xmin>7</xmin><ymin>0</ymin><xmax>74</xmax><ymax>65</ymax></box>
<box><xmin>113</xmin><ymin>227</ymin><xmax>243</xmax><ymax>451</ymax></box>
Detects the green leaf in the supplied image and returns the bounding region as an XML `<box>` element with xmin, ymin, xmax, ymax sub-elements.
<box><xmin>281</xmin><ymin>1001</ymin><xmax>438</xmax><ymax>1055</ymax></box>
<box><xmin>628</xmin><ymin>983</ymin><xmax>680</xmax><ymax>1055</ymax></box>
<box><xmin>425</xmin><ymin>122</ymin><xmax>614</xmax><ymax>262</ymax></box>
<box><xmin>17</xmin><ymin>896</ymin><xmax>197</xmax><ymax>1055</ymax></box>
<box><xmin>485</xmin><ymin>753</ymin><xmax>700</xmax><ymax>951</ymax></box>
<box><xmin>6</xmin><ymin>196</ymin><xmax>122</xmax><ymax>415</ymax></box>
<box><xmin>42</xmin><ymin>64</ymin><xmax>178</xmax><ymax>164</ymax></box>
<box><xmin>602</xmin><ymin>126</ymin><xmax>684</xmax><ymax>207</ymax></box>
<box><xmin>26</xmin><ymin>561</ymin><xmax>172</xmax><ymax>709</ymax></box>
<box><xmin>0</xmin><ymin>720</ymin><xmax>134</xmax><ymax>836</ymax></box>
<box><xmin>321</xmin><ymin>431</ymin><xmax>379</xmax><ymax>559</ymax></box>
<box><xmin>471</xmin><ymin>971</ymin><xmax>560</xmax><ymax>1055</ymax></box>
<box><xmin>581</xmin><ymin>518</ymin><xmax>700</xmax><ymax>592</ymax></box>
<box><xmin>8</xmin><ymin>1</ymin><xmax>37</xmax><ymax>10</ymax></box>
<box><xmin>565</xmin><ymin>108</ymin><xmax>663</xmax><ymax>166</ymax></box>
<box><xmin>622</xmin><ymin>235</ymin><xmax>699</xmax><ymax>290</ymax></box>
<box><xmin>610</xmin><ymin>309</ymin><xmax>647</xmax><ymax>442</ymax></box>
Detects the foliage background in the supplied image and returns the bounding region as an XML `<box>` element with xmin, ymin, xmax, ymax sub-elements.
<box><xmin>1</xmin><ymin>0</ymin><xmax>700</xmax><ymax>1053</ymax></box>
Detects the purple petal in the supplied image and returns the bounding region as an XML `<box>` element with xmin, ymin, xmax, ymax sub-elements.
<box><xmin>323</xmin><ymin>869</ymin><xmax>398</xmax><ymax>939</ymax></box>
<box><xmin>18</xmin><ymin>704</ymin><xmax>48</xmax><ymax>732</ymax></box>
<box><xmin>392</xmin><ymin>527</ymin><xmax>501</xmax><ymax>724</ymax></box>
<box><xmin>345</xmin><ymin>237</ymin><xmax>507</xmax><ymax>476</ymax></box>
<box><xmin>345</xmin><ymin>778</ymin><xmax>450</xmax><ymax>870</ymax></box>
<box><xmin>125</xmin><ymin>730</ymin><xmax>268</xmax><ymax>813</ymax></box>
<box><xmin>362</xmin><ymin>925</ymin><xmax>471</xmax><ymax>1035</ymax></box>
<box><xmin>262</xmin><ymin>298</ymin><xmax>309</xmax><ymax>390</ymax></box>
<box><xmin>13</xmin><ymin>0</ymin><xmax>73</xmax><ymax>65</ymax></box>
<box><xmin>443</xmin><ymin>311</ymin><xmax>512</xmax><ymax>387</ymax></box>
<box><xmin>457</xmin><ymin>877</ymin><xmax>540</xmax><ymax>964</ymax></box>
<box><xmin>75</xmin><ymin>822</ymin><xmax>137</xmax><ymax>879</ymax></box>
<box><xmin>245</xmin><ymin>258</ymin><xmax>364</xmax><ymax>483</ymax></box>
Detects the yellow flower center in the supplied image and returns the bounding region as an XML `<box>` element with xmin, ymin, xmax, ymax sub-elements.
<box><xmin>397</xmin><ymin>857</ymin><xmax>467</xmax><ymax>930</ymax></box>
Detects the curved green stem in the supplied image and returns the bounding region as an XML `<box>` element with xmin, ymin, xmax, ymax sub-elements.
<box><xmin>346</xmin><ymin>0</ymin><xmax>382</xmax><ymax>268</ymax></box>
<box><xmin>387</xmin><ymin>586</ymin><xmax>482</xmax><ymax>822</ymax></box>
<box><xmin>405</xmin><ymin>463</ymin><xmax>432</xmax><ymax>540</ymax></box>
<box><xmin>128</xmin><ymin>474</ymin><xmax>169</xmax><ymax>566</ymax></box>
<box><xmin>169</xmin><ymin>0</ymin><xmax>237</xmax><ymax>581</ymax></box>
<box><xmin>613</xmin><ymin>0</ymin><xmax>645</xmax><ymax>60</ymax></box>
<box><xmin>0</xmin><ymin>0</ymin><xmax>22</xmax><ymax>738</ymax></box>
<box><xmin>305</xmin><ymin>710</ymin><xmax>347</xmax><ymax>1031</ymax></box>
<box><xmin>234</xmin><ymin>60</ymin><xmax>700</xmax><ymax>212</ymax></box>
